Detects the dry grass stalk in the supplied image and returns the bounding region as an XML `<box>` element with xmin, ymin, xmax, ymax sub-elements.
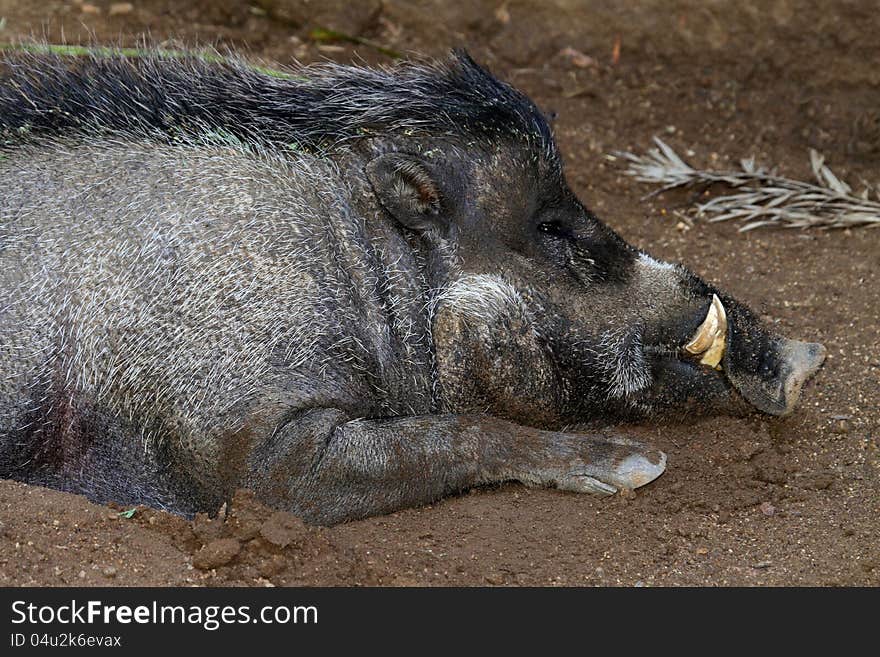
<box><xmin>615</xmin><ymin>137</ymin><xmax>880</xmax><ymax>231</ymax></box>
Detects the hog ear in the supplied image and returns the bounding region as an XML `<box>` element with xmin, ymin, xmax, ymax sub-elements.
<box><xmin>365</xmin><ymin>153</ymin><xmax>448</xmax><ymax>235</ymax></box>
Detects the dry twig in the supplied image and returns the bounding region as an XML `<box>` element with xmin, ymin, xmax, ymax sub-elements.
<box><xmin>615</xmin><ymin>137</ymin><xmax>880</xmax><ymax>231</ymax></box>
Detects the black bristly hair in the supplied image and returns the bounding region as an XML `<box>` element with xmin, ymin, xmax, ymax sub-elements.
<box><xmin>0</xmin><ymin>47</ymin><xmax>559</xmax><ymax>163</ymax></box>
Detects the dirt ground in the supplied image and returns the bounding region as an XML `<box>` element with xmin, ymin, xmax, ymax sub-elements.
<box><xmin>0</xmin><ymin>0</ymin><xmax>877</xmax><ymax>586</ymax></box>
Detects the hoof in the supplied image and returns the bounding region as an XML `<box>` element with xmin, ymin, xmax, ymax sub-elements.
<box><xmin>611</xmin><ymin>450</ymin><xmax>667</xmax><ymax>490</ymax></box>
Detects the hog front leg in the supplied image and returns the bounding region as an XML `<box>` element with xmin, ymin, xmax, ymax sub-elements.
<box><xmin>245</xmin><ymin>409</ymin><xmax>666</xmax><ymax>525</ymax></box>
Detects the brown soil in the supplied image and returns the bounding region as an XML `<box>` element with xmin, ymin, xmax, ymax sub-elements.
<box><xmin>0</xmin><ymin>0</ymin><xmax>877</xmax><ymax>586</ymax></box>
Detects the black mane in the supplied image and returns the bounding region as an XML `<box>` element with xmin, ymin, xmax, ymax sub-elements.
<box><xmin>0</xmin><ymin>48</ymin><xmax>557</xmax><ymax>158</ymax></box>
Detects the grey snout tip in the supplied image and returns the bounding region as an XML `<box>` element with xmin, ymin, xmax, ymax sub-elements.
<box><xmin>779</xmin><ymin>339</ymin><xmax>827</xmax><ymax>416</ymax></box>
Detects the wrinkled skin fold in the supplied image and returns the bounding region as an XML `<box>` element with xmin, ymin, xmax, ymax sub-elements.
<box><xmin>0</xmin><ymin>49</ymin><xmax>825</xmax><ymax>524</ymax></box>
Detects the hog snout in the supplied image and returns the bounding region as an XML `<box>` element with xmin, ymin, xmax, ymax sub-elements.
<box><xmin>721</xmin><ymin>305</ymin><xmax>827</xmax><ymax>416</ymax></box>
<box><xmin>770</xmin><ymin>339</ymin><xmax>827</xmax><ymax>416</ymax></box>
<box><xmin>629</xmin><ymin>257</ymin><xmax>825</xmax><ymax>419</ymax></box>
<box><xmin>663</xmin><ymin>289</ymin><xmax>826</xmax><ymax>417</ymax></box>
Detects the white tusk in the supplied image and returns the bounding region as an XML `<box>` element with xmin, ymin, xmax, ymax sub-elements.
<box><xmin>684</xmin><ymin>294</ymin><xmax>728</xmax><ymax>369</ymax></box>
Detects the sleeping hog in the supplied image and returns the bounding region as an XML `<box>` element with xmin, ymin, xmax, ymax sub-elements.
<box><xmin>0</xmin><ymin>49</ymin><xmax>825</xmax><ymax>524</ymax></box>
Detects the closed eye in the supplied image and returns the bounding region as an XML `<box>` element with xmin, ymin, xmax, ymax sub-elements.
<box><xmin>537</xmin><ymin>220</ymin><xmax>574</xmax><ymax>239</ymax></box>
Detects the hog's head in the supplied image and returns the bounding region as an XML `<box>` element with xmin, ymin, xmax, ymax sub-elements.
<box><xmin>362</xmin><ymin>53</ymin><xmax>826</xmax><ymax>428</ymax></box>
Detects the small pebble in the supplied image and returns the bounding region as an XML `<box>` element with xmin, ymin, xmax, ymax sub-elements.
<box><xmin>760</xmin><ymin>501</ymin><xmax>776</xmax><ymax>516</ymax></box>
<box><xmin>103</xmin><ymin>566</ymin><xmax>117</xmax><ymax>578</ymax></box>
<box><xmin>559</xmin><ymin>47</ymin><xmax>596</xmax><ymax>69</ymax></box>
<box><xmin>109</xmin><ymin>2</ymin><xmax>134</xmax><ymax>16</ymax></box>
<box><xmin>831</xmin><ymin>419</ymin><xmax>851</xmax><ymax>434</ymax></box>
